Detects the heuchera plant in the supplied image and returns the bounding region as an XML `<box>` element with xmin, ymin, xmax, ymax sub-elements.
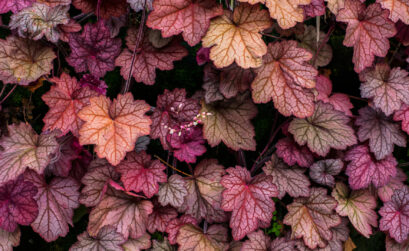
<box><xmin>0</xmin><ymin>0</ymin><xmax>408</xmax><ymax>250</ymax></box>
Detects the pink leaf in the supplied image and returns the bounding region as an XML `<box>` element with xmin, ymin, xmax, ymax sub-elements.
<box><xmin>378</xmin><ymin>168</ymin><xmax>407</xmax><ymax>202</ymax></box>
<box><xmin>275</xmin><ymin>137</ymin><xmax>314</xmax><ymax>168</ymax></box>
<box><xmin>0</xmin><ymin>0</ymin><xmax>34</xmax><ymax>14</ymax></box>
<box><xmin>309</xmin><ymin>159</ymin><xmax>343</xmax><ymax>187</ymax></box>
<box><xmin>303</xmin><ymin>0</ymin><xmax>325</xmax><ymax>18</ymax></box>
<box><xmin>345</xmin><ymin>144</ymin><xmax>397</xmax><ymax>189</ymax></box>
<box><xmin>147</xmin><ymin>203</ymin><xmax>178</xmax><ymax>233</ymax></box>
<box><xmin>393</xmin><ymin>103</ymin><xmax>409</xmax><ymax>135</ymax></box>
<box><xmin>0</xmin><ymin>176</ymin><xmax>38</xmax><ymax>232</ymax></box>
<box><xmin>166</xmin><ymin>215</ymin><xmax>198</xmax><ymax>245</ymax></box>
<box><xmin>379</xmin><ymin>187</ymin><xmax>409</xmax><ymax>243</ymax></box>
<box><xmin>242</xmin><ymin>230</ymin><xmax>271</xmax><ymax>250</ymax></box>
<box><xmin>70</xmin><ymin>226</ymin><xmax>126</xmax><ymax>251</ymax></box>
<box><xmin>24</xmin><ymin>170</ymin><xmax>80</xmax><ymax>242</ymax></box>
<box><xmin>270</xmin><ymin>237</ymin><xmax>297</xmax><ymax>251</ymax></box>
<box><xmin>221</xmin><ymin>166</ymin><xmax>278</xmax><ymax>240</ymax></box>
<box><xmin>116</xmin><ymin>151</ymin><xmax>167</xmax><ymax>198</ymax></box>
<box><xmin>158</xmin><ymin>174</ymin><xmax>188</xmax><ymax>208</ymax></box>
<box><xmin>167</xmin><ymin>126</ymin><xmax>206</xmax><ymax>163</ymax></box>
<box><xmin>196</xmin><ymin>47</ymin><xmax>210</xmax><ymax>65</ymax></box>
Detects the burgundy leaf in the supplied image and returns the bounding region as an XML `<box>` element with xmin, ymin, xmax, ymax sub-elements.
<box><xmin>303</xmin><ymin>0</ymin><xmax>325</xmax><ymax>18</ymax></box>
<box><xmin>275</xmin><ymin>137</ymin><xmax>314</xmax><ymax>168</ymax></box>
<box><xmin>167</xmin><ymin>126</ymin><xmax>206</xmax><ymax>163</ymax></box>
<box><xmin>147</xmin><ymin>203</ymin><xmax>178</xmax><ymax>233</ymax></box>
<box><xmin>309</xmin><ymin>159</ymin><xmax>343</xmax><ymax>187</ymax></box>
<box><xmin>196</xmin><ymin>47</ymin><xmax>210</xmax><ymax>65</ymax></box>
<box><xmin>79</xmin><ymin>74</ymin><xmax>108</xmax><ymax>95</ymax></box>
<box><xmin>70</xmin><ymin>226</ymin><xmax>126</xmax><ymax>251</ymax></box>
<box><xmin>166</xmin><ymin>215</ymin><xmax>198</xmax><ymax>245</ymax></box>
<box><xmin>72</xmin><ymin>0</ymin><xmax>127</xmax><ymax>19</ymax></box>
<box><xmin>0</xmin><ymin>0</ymin><xmax>34</xmax><ymax>14</ymax></box>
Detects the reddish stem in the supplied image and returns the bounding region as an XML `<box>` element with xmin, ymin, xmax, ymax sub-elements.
<box><xmin>312</xmin><ymin>24</ymin><xmax>335</xmax><ymax>66</ymax></box>
<box><xmin>0</xmin><ymin>85</ymin><xmax>17</xmax><ymax>105</ymax></box>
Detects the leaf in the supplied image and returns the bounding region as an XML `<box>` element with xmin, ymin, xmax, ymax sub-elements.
<box><xmin>67</xmin><ymin>20</ymin><xmax>121</xmax><ymax>78</ymax></box>
<box><xmin>78</xmin><ymin>93</ymin><xmax>152</xmax><ymax>166</ymax></box>
<box><xmin>0</xmin><ymin>228</ymin><xmax>20</xmax><ymax>251</ymax></box>
<box><xmin>296</xmin><ymin>25</ymin><xmax>333</xmax><ymax>67</ymax></box>
<box><xmin>378</xmin><ymin>168</ymin><xmax>407</xmax><ymax>202</ymax></box>
<box><xmin>79</xmin><ymin>74</ymin><xmax>108</xmax><ymax>95</ymax></box>
<box><xmin>270</xmin><ymin>237</ymin><xmax>297</xmax><ymax>251</ymax></box>
<box><xmin>127</xmin><ymin>0</ymin><xmax>153</xmax><ymax>12</ymax></box>
<box><xmin>72</xmin><ymin>0</ymin><xmax>127</xmax><ymax>19</ymax></box>
<box><xmin>345</xmin><ymin>145</ymin><xmax>397</xmax><ymax>189</ymax></box>
<box><xmin>134</xmin><ymin>136</ymin><xmax>150</xmax><ymax>152</ymax></box>
<box><xmin>239</xmin><ymin>0</ymin><xmax>311</xmax><ymax>29</ymax></box>
<box><xmin>79</xmin><ymin>158</ymin><xmax>120</xmax><ymax>207</ymax></box>
<box><xmin>147</xmin><ymin>0</ymin><xmax>223</xmax><ymax>46</ymax></box>
<box><xmin>122</xmin><ymin>233</ymin><xmax>151</xmax><ymax>251</ymax></box>
<box><xmin>360</xmin><ymin>63</ymin><xmax>409</xmax><ymax>116</ymax></box>
<box><xmin>288</xmin><ymin>101</ymin><xmax>357</xmax><ymax>157</ymax></box>
<box><xmin>200</xmin><ymin>93</ymin><xmax>257</xmax><ymax>151</ymax></box>
<box><xmin>0</xmin><ymin>0</ymin><xmax>34</xmax><ymax>14</ymax></box>
<box><xmin>36</xmin><ymin>0</ymin><xmax>72</xmax><ymax>7</ymax></box>
<box><xmin>275</xmin><ymin>137</ymin><xmax>314</xmax><ymax>168</ymax></box>
<box><xmin>386</xmin><ymin>235</ymin><xmax>409</xmax><ymax>251</ymax></box>
<box><xmin>332</xmin><ymin>182</ymin><xmax>378</xmax><ymax>238</ymax></box>
<box><xmin>166</xmin><ymin>215</ymin><xmax>198</xmax><ymax>245</ymax></box>
<box><xmin>203</xmin><ymin>66</ymin><xmax>224</xmax><ymax>103</ymax></box>
<box><xmin>70</xmin><ymin>226</ymin><xmax>126</xmax><ymax>251</ymax></box>
<box><xmin>115</xmin><ymin>28</ymin><xmax>188</xmax><ymax>85</ymax></box>
<box><xmin>242</xmin><ymin>230</ymin><xmax>271</xmax><ymax>251</ymax></box>
<box><xmin>147</xmin><ymin>203</ymin><xmax>178</xmax><ymax>233</ymax></box>
<box><xmin>309</xmin><ymin>159</ymin><xmax>343</xmax><ymax>187</ymax></box>
<box><xmin>319</xmin><ymin>218</ymin><xmax>350</xmax><ymax>251</ymax></box>
<box><xmin>221</xmin><ymin>166</ymin><xmax>278</xmax><ymax>240</ymax></box>
<box><xmin>326</xmin><ymin>0</ymin><xmax>345</xmax><ymax>14</ymax></box>
<box><xmin>0</xmin><ymin>36</ymin><xmax>56</xmax><ymax>85</ymax></box>
<box><xmin>377</xmin><ymin>0</ymin><xmax>409</xmax><ymax>24</ymax></box>
<box><xmin>42</xmin><ymin>73</ymin><xmax>99</xmax><ymax>137</ymax></box>
<box><xmin>152</xmin><ymin>238</ymin><xmax>174</xmax><ymax>251</ymax></box>
<box><xmin>158</xmin><ymin>174</ymin><xmax>188</xmax><ymax>208</ymax></box>
<box><xmin>87</xmin><ymin>186</ymin><xmax>153</xmax><ymax>240</ymax></box>
<box><xmin>303</xmin><ymin>0</ymin><xmax>326</xmax><ymax>18</ymax></box>
<box><xmin>394</xmin><ymin>104</ymin><xmax>409</xmax><ymax>135</ymax></box>
<box><xmin>263</xmin><ymin>154</ymin><xmax>310</xmax><ymax>199</ymax></box>
<box><xmin>379</xmin><ymin>187</ymin><xmax>409</xmax><ymax>243</ymax></box>
<box><xmin>196</xmin><ymin>47</ymin><xmax>211</xmax><ymax>66</ymax></box>
<box><xmin>176</xmin><ymin>224</ymin><xmax>228</xmax><ymax>251</ymax></box>
<box><xmin>219</xmin><ymin>64</ymin><xmax>254</xmax><ymax>99</ymax></box>
<box><xmin>179</xmin><ymin>159</ymin><xmax>227</xmax><ymax>223</ymax></box>
<box><xmin>201</xmin><ymin>3</ymin><xmax>272</xmax><ymax>69</ymax></box>
<box><xmin>9</xmin><ymin>3</ymin><xmax>70</xmax><ymax>43</ymax></box>
<box><xmin>167</xmin><ymin>126</ymin><xmax>206</xmax><ymax>163</ymax></box>
<box><xmin>251</xmin><ymin>40</ymin><xmax>317</xmax><ymax>118</ymax></box>
<box><xmin>336</xmin><ymin>1</ymin><xmax>396</xmax><ymax>73</ymax></box>
<box><xmin>0</xmin><ymin>175</ymin><xmax>38</xmax><ymax>232</ymax></box>
<box><xmin>116</xmin><ymin>151</ymin><xmax>167</xmax><ymax>198</ymax></box>
<box><xmin>151</xmin><ymin>88</ymin><xmax>200</xmax><ymax>149</ymax></box>
<box><xmin>396</xmin><ymin>21</ymin><xmax>409</xmax><ymax>46</ymax></box>
<box><xmin>45</xmin><ymin>135</ymin><xmax>79</xmax><ymax>177</ymax></box>
<box><xmin>283</xmin><ymin>187</ymin><xmax>341</xmax><ymax>249</ymax></box>
<box><xmin>0</xmin><ymin>123</ymin><xmax>58</xmax><ymax>186</ymax></box>
<box><xmin>356</xmin><ymin>106</ymin><xmax>406</xmax><ymax>160</ymax></box>
<box><xmin>24</xmin><ymin>170</ymin><xmax>80</xmax><ymax>242</ymax></box>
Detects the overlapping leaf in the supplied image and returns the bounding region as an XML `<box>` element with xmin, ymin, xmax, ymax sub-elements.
<box><xmin>42</xmin><ymin>73</ymin><xmax>99</xmax><ymax>137</ymax></box>
<box><xmin>166</xmin><ymin>215</ymin><xmax>198</xmax><ymax>245</ymax></box>
<box><xmin>356</xmin><ymin>106</ymin><xmax>406</xmax><ymax>160</ymax></box>
<box><xmin>394</xmin><ymin>104</ymin><xmax>409</xmax><ymax>135</ymax></box>
<box><xmin>176</xmin><ymin>224</ymin><xmax>228</xmax><ymax>251</ymax></box>
<box><xmin>332</xmin><ymin>182</ymin><xmax>378</xmax><ymax>238</ymax></box>
<box><xmin>377</xmin><ymin>0</ymin><xmax>409</xmax><ymax>24</ymax></box>
<box><xmin>251</xmin><ymin>40</ymin><xmax>317</xmax><ymax>118</ymax></box>
<box><xmin>263</xmin><ymin>154</ymin><xmax>310</xmax><ymax>199</ymax></box>
<box><xmin>221</xmin><ymin>166</ymin><xmax>278</xmax><ymax>240</ymax></box>
<box><xmin>288</xmin><ymin>101</ymin><xmax>357</xmax><ymax>156</ymax></box>
<box><xmin>303</xmin><ymin>0</ymin><xmax>325</xmax><ymax>17</ymax></box>
<box><xmin>309</xmin><ymin>159</ymin><xmax>343</xmax><ymax>187</ymax></box>
<box><xmin>78</xmin><ymin>93</ymin><xmax>151</xmax><ymax>166</ymax></box>
<box><xmin>200</xmin><ymin>93</ymin><xmax>257</xmax><ymax>151</ymax></box>
<box><xmin>72</xmin><ymin>0</ymin><xmax>127</xmax><ymax>19</ymax></box>
<box><xmin>0</xmin><ymin>0</ymin><xmax>34</xmax><ymax>14</ymax></box>
<box><xmin>122</xmin><ymin>233</ymin><xmax>151</xmax><ymax>251</ymax></box>
<box><xmin>70</xmin><ymin>226</ymin><xmax>125</xmax><ymax>251</ymax></box>
<box><xmin>167</xmin><ymin>126</ymin><xmax>206</xmax><ymax>163</ymax></box>
<box><xmin>0</xmin><ymin>123</ymin><xmax>58</xmax><ymax>186</ymax></box>
<box><xmin>158</xmin><ymin>174</ymin><xmax>188</xmax><ymax>208</ymax></box>
<box><xmin>275</xmin><ymin>137</ymin><xmax>314</xmax><ymax>168</ymax></box>
<box><xmin>45</xmin><ymin>135</ymin><xmax>79</xmax><ymax>177</ymax></box>
<box><xmin>0</xmin><ymin>228</ymin><xmax>20</xmax><ymax>251</ymax></box>
<box><xmin>336</xmin><ymin>0</ymin><xmax>396</xmax><ymax>73</ymax></box>
<box><xmin>378</xmin><ymin>168</ymin><xmax>407</xmax><ymax>202</ymax></box>
<box><xmin>147</xmin><ymin>203</ymin><xmax>177</xmax><ymax>233</ymax></box>
<box><xmin>202</xmin><ymin>3</ymin><xmax>272</xmax><ymax>69</ymax></box>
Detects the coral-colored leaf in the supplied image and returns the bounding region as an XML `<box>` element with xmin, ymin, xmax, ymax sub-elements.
<box><xmin>147</xmin><ymin>203</ymin><xmax>177</xmax><ymax>233</ymax></box>
<box><xmin>70</xmin><ymin>226</ymin><xmax>125</xmax><ymax>251</ymax></box>
<box><xmin>0</xmin><ymin>176</ymin><xmax>38</xmax><ymax>232</ymax></box>
<box><xmin>239</xmin><ymin>0</ymin><xmax>311</xmax><ymax>29</ymax></box>
<box><xmin>309</xmin><ymin>159</ymin><xmax>343</xmax><ymax>187</ymax></box>
<box><xmin>275</xmin><ymin>137</ymin><xmax>314</xmax><ymax>168</ymax></box>
<box><xmin>176</xmin><ymin>224</ymin><xmax>228</xmax><ymax>251</ymax></box>
<box><xmin>336</xmin><ymin>0</ymin><xmax>396</xmax><ymax>73</ymax></box>
<box><xmin>72</xmin><ymin>0</ymin><xmax>127</xmax><ymax>19</ymax></box>
<box><xmin>179</xmin><ymin>159</ymin><xmax>227</xmax><ymax>223</ymax></box>
<box><xmin>167</xmin><ymin>126</ymin><xmax>206</xmax><ymax>163</ymax></box>
<box><xmin>79</xmin><ymin>158</ymin><xmax>119</xmax><ymax>207</ymax></box>
<box><xmin>283</xmin><ymin>187</ymin><xmax>341</xmax><ymax>249</ymax></box>
<box><xmin>345</xmin><ymin>144</ymin><xmax>397</xmax><ymax>189</ymax></box>
<box><xmin>356</xmin><ymin>106</ymin><xmax>406</xmax><ymax>160</ymax></box>
<box><xmin>377</xmin><ymin>0</ymin><xmax>409</xmax><ymax>24</ymax></box>
<box><xmin>379</xmin><ymin>187</ymin><xmax>409</xmax><ymax>243</ymax></box>
<box><xmin>0</xmin><ymin>123</ymin><xmax>58</xmax><ymax>186</ymax></box>
<box><xmin>202</xmin><ymin>3</ymin><xmax>272</xmax><ymax>69</ymax></box>
<box><xmin>115</xmin><ymin>28</ymin><xmax>188</xmax><ymax>85</ymax></box>
<box><xmin>116</xmin><ymin>151</ymin><xmax>167</xmax><ymax>198</ymax></box>
<box><xmin>263</xmin><ymin>154</ymin><xmax>310</xmax><ymax>199</ymax></box>
<box><xmin>221</xmin><ymin>166</ymin><xmax>278</xmax><ymax>240</ymax></box>
<box><xmin>151</xmin><ymin>88</ymin><xmax>200</xmax><ymax>149</ymax></box>
<box><xmin>360</xmin><ymin>63</ymin><xmax>409</xmax><ymax>116</ymax></box>
<box><xmin>0</xmin><ymin>36</ymin><xmax>55</xmax><ymax>85</ymax></box>
<box><xmin>0</xmin><ymin>228</ymin><xmax>20</xmax><ymax>251</ymax></box>
<box><xmin>251</xmin><ymin>40</ymin><xmax>317</xmax><ymax>118</ymax></box>
<box><xmin>242</xmin><ymin>230</ymin><xmax>271</xmax><ymax>250</ymax></box>
<box><xmin>122</xmin><ymin>233</ymin><xmax>151</xmax><ymax>251</ymax></box>
<box><xmin>24</xmin><ymin>170</ymin><xmax>80</xmax><ymax>242</ymax></box>
<box><xmin>378</xmin><ymin>168</ymin><xmax>407</xmax><ymax>202</ymax></box>
<box><xmin>332</xmin><ymin>182</ymin><xmax>378</xmax><ymax>238</ymax></box>
<box><xmin>158</xmin><ymin>174</ymin><xmax>188</xmax><ymax>208</ymax></box>
<box><xmin>78</xmin><ymin>93</ymin><xmax>152</xmax><ymax>166</ymax></box>
<box><xmin>42</xmin><ymin>73</ymin><xmax>99</xmax><ymax>137</ymax></box>
<box><xmin>87</xmin><ymin>186</ymin><xmax>153</xmax><ymax>240</ymax></box>
<box><xmin>9</xmin><ymin>3</ymin><xmax>69</xmax><ymax>43</ymax></box>
<box><xmin>288</xmin><ymin>101</ymin><xmax>357</xmax><ymax>156</ymax></box>
<box><xmin>200</xmin><ymin>93</ymin><xmax>257</xmax><ymax>151</ymax></box>
<box><xmin>166</xmin><ymin>215</ymin><xmax>198</xmax><ymax>245</ymax></box>
<box><xmin>0</xmin><ymin>0</ymin><xmax>34</xmax><ymax>14</ymax></box>
<box><xmin>67</xmin><ymin>20</ymin><xmax>121</xmax><ymax>78</ymax></box>
<box><xmin>147</xmin><ymin>0</ymin><xmax>223</xmax><ymax>46</ymax></box>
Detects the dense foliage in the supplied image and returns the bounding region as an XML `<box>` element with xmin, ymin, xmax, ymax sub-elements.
<box><xmin>0</xmin><ymin>0</ymin><xmax>408</xmax><ymax>250</ymax></box>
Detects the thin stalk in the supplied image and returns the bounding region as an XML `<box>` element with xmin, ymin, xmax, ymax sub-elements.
<box><xmin>0</xmin><ymin>85</ymin><xmax>17</xmax><ymax>105</ymax></box>
<box><xmin>154</xmin><ymin>155</ymin><xmax>192</xmax><ymax>177</ymax></box>
<box><xmin>312</xmin><ymin>24</ymin><xmax>335</xmax><ymax>67</ymax></box>
<box><xmin>260</xmin><ymin>32</ymin><xmax>282</xmax><ymax>40</ymax></box>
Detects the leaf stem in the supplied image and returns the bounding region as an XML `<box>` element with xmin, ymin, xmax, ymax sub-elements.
<box><xmin>0</xmin><ymin>84</ymin><xmax>17</xmax><ymax>105</ymax></box>
<box><xmin>260</xmin><ymin>32</ymin><xmax>282</xmax><ymax>40</ymax></box>
<box><xmin>312</xmin><ymin>23</ymin><xmax>335</xmax><ymax>67</ymax></box>
<box><xmin>154</xmin><ymin>155</ymin><xmax>192</xmax><ymax>177</ymax></box>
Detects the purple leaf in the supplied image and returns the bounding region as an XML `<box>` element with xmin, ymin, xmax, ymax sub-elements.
<box><xmin>275</xmin><ymin>137</ymin><xmax>314</xmax><ymax>168</ymax></box>
<box><xmin>167</xmin><ymin>126</ymin><xmax>206</xmax><ymax>163</ymax></box>
<box><xmin>309</xmin><ymin>159</ymin><xmax>343</xmax><ymax>187</ymax></box>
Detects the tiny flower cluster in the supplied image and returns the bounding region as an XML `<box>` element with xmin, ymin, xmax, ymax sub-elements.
<box><xmin>163</xmin><ymin>111</ymin><xmax>212</xmax><ymax>136</ymax></box>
